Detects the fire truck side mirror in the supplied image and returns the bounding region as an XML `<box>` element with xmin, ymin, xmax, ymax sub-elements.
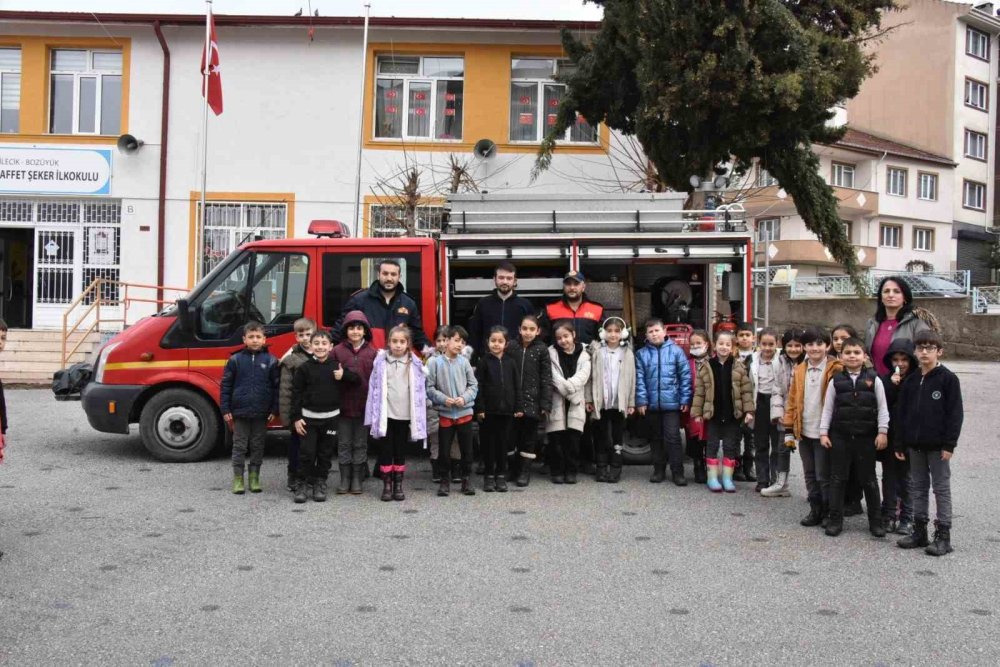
<box><xmin>176</xmin><ymin>298</ymin><xmax>193</xmax><ymax>334</ymax></box>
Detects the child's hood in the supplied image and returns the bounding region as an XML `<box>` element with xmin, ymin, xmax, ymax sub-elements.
<box><xmin>341</xmin><ymin>309</ymin><xmax>373</xmax><ymax>341</ymax></box>
<box><xmin>882</xmin><ymin>337</ymin><xmax>918</xmax><ymax>373</ymax></box>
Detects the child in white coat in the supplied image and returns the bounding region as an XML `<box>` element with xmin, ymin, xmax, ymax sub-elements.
<box><xmin>546</xmin><ymin>322</ymin><xmax>591</xmax><ymax>485</ymax></box>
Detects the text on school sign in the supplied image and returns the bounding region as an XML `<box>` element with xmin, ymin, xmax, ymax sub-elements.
<box><xmin>0</xmin><ymin>146</ymin><xmax>112</xmax><ymax>195</ymax></box>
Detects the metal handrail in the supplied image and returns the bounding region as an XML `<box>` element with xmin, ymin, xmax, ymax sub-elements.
<box><xmin>61</xmin><ymin>278</ymin><xmax>188</xmax><ymax>366</ymax></box>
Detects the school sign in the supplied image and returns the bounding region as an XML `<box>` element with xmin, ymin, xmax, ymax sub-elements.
<box><xmin>0</xmin><ymin>146</ymin><xmax>112</xmax><ymax>196</ymax></box>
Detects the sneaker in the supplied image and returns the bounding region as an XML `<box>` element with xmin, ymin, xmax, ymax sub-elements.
<box><xmin>495</xmin><ymin>476</ymin><xmax>508</xmax><ymax>493</ymax></box>
<box><xmin>895</xmin><ymin>519</ymin><xmax>913</xmax><ymax>536</ymax></box>
<box><xmin>293</xmin><ymin>480</ymin><xmax>309</xmax><ymax>504</ymax></box>
<box><xmin>484</xmin><ymin>476</ymin><xmax>496</xmax><ymax>493</ymax></box>
<box><xmin>760</xmin><ymin>472</ymin><xmax>791</xmax><ymax>498</ymax></box>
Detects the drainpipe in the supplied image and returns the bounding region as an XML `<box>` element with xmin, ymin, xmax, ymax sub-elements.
<box><xmin>153</xmin><ymin>21</ymin><xmax>170</xmax><ymax>305</ymax></box>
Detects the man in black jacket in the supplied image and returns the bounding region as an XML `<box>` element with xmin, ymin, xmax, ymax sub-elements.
<box><xmin>332</xmin><ymin>259</ymin><xmax>430</xmax><ymax>351</ymax></box>
<box><xmin>894</xmin><ymin>330</ymin><xmax>963</xmax><ymax>557</ymax></box>
<box><xmin>468</xmin><ymin>262</ymin><xmax>535</xmax><ymax>356</ymax></box>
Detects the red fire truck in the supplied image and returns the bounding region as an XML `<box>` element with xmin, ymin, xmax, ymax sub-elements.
<box><xmin>78</xmin><ymin>193</ymin><xmax>752</xmax><ymax>462</ymax></box>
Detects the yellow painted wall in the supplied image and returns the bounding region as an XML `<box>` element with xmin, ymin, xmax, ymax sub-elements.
<box><xmin>0</xmin><ymin>35</ymin><xmax>131</xmax><ymax>143</ymax></box>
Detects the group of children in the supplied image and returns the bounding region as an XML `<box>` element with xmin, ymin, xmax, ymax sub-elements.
<box><xmin>220</xmin><ymin>311</ymin><xmax>963</xmax><ymax>557</ymax></box>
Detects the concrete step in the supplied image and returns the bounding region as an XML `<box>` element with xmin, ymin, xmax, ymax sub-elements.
<box><xmin>4</xmin><ymin>339</ymin><xmax>101</xmax><ymax>353</ymax></box>
<box><xmin>1</xmin><ymin>350</ymin><xmax>90</xmax><ymax>363</ymax></box>
<box><xmin>0</xmin><ymin>369</ymin><xmax>57</xmax><ymax>386</ymax></box>
<box><xmin>0</xmin><ymin>360</ymin><xmax>78</xmax><ymax>372</ymax></box>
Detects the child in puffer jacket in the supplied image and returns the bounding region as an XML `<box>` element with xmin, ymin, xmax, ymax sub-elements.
<box><xmin>475</xmin><ymin>325</ymin><xmax>523</xmax><ymax>492</ymax></box>
<box><xmin>507</xmin><ymin>314</ymin><xmax>551</xmax><ymax>487</ymax></box>
<box><xmin>685</xmin><ymin>330</ymin><xmax>712</xmax><ymax>484</ymax></box>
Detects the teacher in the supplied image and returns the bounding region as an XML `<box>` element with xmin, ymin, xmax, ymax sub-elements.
<box><xmin>863</xmin><ymin>276</ymin><xmax>930</xmax><ymax>375</ymax></box>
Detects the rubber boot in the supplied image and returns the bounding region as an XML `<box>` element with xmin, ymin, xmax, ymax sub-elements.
<box><xmin>495</xmin><ymin>474</ymin><xmax>508</xmax><ymax>492</ymax></box>
<box><xmin>608</xmin><ymin>466</ymin><xmax>622</xmax><ymax>483</ymax></box>
<box><xmin>924</xmin><ymin>522</ymin><xmax>953</xmax><ymax>556</ymax></box>
<box><xmin>392</xmin><ymin>470</ymin><xmax>405</xmax><ymax>502</ymax></box>
<box><xmin>649</xmin><ymin>465</ymin><xmax>666</xmax><ymax>484</ymax></box>
<box><xmin>800</xmin><ymin>501</ymin><xmax>824</xmax><ymax>527</ymax></box>
<box><xmin>380</xmin><ymin>467</ymin><xmax>393</xmax><ymax>502</ymax></box>
<box><xmin>693</xmin><ymin>457</ymin><xmax>707</xmax><ymax>485</ymax></box>
<box><xmin>461</xmin><ymin>477</ymin><xmax>476</xmax><ymax>496</ymax></box>
<box><xmin>484</xmin><ymin>475</ymin><xmax>496</xmax><ymax>493</ymax></box>
<box><xmin>898</xmin><ymin>520</ymin><xmax>929</xmax><ymax>549</ymax></box>
<box><xmin>721</xmin><ymin>458</ymin><xmax>737</xmax><ymax>493</ymax></box>
<box><xmin>706</xmin><ymin>458</ymin><xmax>723</xmax><ymax>492</ymax></box>
<box><xmin>761</xmin><ymin>471</ymin><xmax>791</xmax><ymax>498</ymax></box>
<box><xmin>312</xmin><ymin>477</ymin><xmax>328</xmax><ymax>502</ymax></box>
<box><xmin>350</xmin><ymin>464</ymin><xmax>364</xmax><ymax>495</ymax></box>
<box><xmin>232</xmin><ymin>472</ymin><xmax>246</xmax><ymax>495</ymax></box>
<box><xmin>336</xmin><ymin>464</ymin><xmax>351</xmax><ymax>495</ymax></box>
<box><xmin>293</xmin><ymin>479</ymin><xmax>309</xmax><ymax>504</ymax></box>
<box><xmin>247</xmin><ymin>468</ymin><xmax>262</xmax><ymax>494</ymax></box>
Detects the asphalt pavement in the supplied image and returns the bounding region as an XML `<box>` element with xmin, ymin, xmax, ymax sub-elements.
<box><xmin>1</xmin><ymin>359</ymin><xmax>998</xmax><ymax>666</ymax></box>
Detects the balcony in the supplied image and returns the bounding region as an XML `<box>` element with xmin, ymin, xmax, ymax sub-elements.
<box><xmin>761</xmin><ymin>240</ymin><xmax>878</xmax><ymax>268</ymax></box>
<box><xmin>738</xmin><ymin>185</ymin><xmax>879</xmax><ymax>218</ymax></box>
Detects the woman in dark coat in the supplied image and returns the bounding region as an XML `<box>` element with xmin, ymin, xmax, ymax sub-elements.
<box><xmin>863</xmin><ymin>276</ymin><xmax>930</xmax><ymax>376</ymax></box>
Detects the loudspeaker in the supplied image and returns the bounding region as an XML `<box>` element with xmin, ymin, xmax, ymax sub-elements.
<box><xmin>116</xmin><ymin>134</ymin><xmax>144</xmax><ymax>154</ymax></box>
<box><xmin>473</xmin><ymin>138</ymin><xmax>497</xmax><ymax>159</ymax></box>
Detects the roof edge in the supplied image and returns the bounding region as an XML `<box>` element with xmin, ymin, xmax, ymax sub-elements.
<box><xmin>825</xmin><ymin>127</ymin><xmax>958</xmax><ymax>167</ymax></box>
<box><xmin>0</xmin><ymin>11</ymin><xmax>601</xmax><ymax>30</ymax></box>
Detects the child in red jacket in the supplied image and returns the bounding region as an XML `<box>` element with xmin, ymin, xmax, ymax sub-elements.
<box><xmin>330</xmin><ymin>311</ymin><xmax>378</xmax><ymax>495</ymax></box>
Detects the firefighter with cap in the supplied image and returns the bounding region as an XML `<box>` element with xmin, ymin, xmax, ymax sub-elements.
<box><xmin>541</xmin><ymin>271</ymin><xmax>605</xmax><ymax>345</ymax></box>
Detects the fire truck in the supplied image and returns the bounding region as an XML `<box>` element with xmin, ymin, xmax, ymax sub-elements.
<box><xmin>77</xmin><ymin>193</ymin><xmax>752</xmax><ymax>462</ymax></box>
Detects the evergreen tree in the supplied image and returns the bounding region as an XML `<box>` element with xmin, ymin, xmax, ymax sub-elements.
<box><xmin>536</xmin><ymin>0</ymin><xmax>897</xmax><ymax>289</ymax></box>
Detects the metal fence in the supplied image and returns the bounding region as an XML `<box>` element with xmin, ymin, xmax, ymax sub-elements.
<box><xmin>972</xmin><ymin>285</ymin><xmax>1000</xmax><ymax>314</ymax></box>
<box><xmin>752</xmin><ymin>265</ymin><xmax>793</xmax><ymax>287</ymax></box>
<box><xmin>790</xmin><ymin>270</ymin><xmax>971</xmax><ymax>298</ymax></box>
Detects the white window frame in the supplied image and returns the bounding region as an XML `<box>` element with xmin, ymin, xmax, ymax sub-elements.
<box><xmin>841</xmin><ymin>219</ymin><xmax>853</xmax><ymax>242</ymax></box>
<box><xmin>965</xmin><ymin>78</ymin><xmax>989</xmax><ymax>112</ymax></box>
<box><xmin>879</xmin><ymin>223</ymin><xmax>902</xmax><ymax>249</ymax></box>
<box><xmin>372</xmin><ymin>55</ymin><xmax>464</xmax><ymax>142</ymax></box>
<box><xmin>886</xmin><ymin>166</ymin><xmax>907</xmax><ymax>197</ymax></box>
<box><xmin>964</xmin><ymin>128</ymin><xmax>988</xmax><ymax>161</ymax></box>
<box><xmin>199</xmin><ymin>201</ymin><xmax>288</xmax><ymax>276</ymax></box>
<box><xmin>369</xmin><ymin>204</ymin><xmax>446</xmax><ymax>238</ymax></box>
<box><xmin>509</xmin><ymin>57</ymin><xmax>599</xmax><ymax>144</ymax></box>
<box><xmin>0</xmin><ymin>47</ymin><xmax>20</xmax><ymax>134</ymax></box>
<box><xmin>913</xmin><ymin>227</ymin><xmax>934</xmax><ymax>252</ymax></box>
<box><xmin>831</xmin><ymin>162</ymin><xmax>855</xmax><ymax>188</ymax></box>
<box><xmin>756</xmin><ymin>217</ymin><xmax>780</xmax><ymax>242</ymax></box>
<box><xmin>917</xmin><ymin>172</ymin><xmax>938</xmax><ymax>201</ymax></box>
<box><xmin>48</xmin><ymin>49</ymin><xmax>122</xmax><ymax>136</ymax></box>
<box><xmin>967</xmin><ymin>26</ymin><xmax>990</xmax><ymax>61</ymax></box>
<box><xmin>756</xmin><ymin>165</ymin><xmax>778</xmax><ymax>187</ymax></box>
<box><xmin>963</xmin><ymin>179</ymin><xmax>986</xmax><ymax>211</ymax></box>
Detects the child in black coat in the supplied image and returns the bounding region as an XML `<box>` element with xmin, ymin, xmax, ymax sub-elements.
<box><xmin>507</xmin><ymin>314</ymin><xmax>552</xmax><ymax>487</ymax></box>
<box><xmin>879</xmin><ymin>337</ymin><xmax>917</xmax><ymax>535</ymax></box>
<box><xmin>476</xmin><ymin>326</ymin><xmax>523</xmax><ymax>492</ymax></box>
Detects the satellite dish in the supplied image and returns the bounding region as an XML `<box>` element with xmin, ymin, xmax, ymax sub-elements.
<box><xmin>473</xmin><ymin>138</ymin><xmax>497</xmax><ymax>159</ymax></box>
<box><xmin>116</xmin><ymin>134</ymin><xmax>144</xmax><ymax>155</ymax></box>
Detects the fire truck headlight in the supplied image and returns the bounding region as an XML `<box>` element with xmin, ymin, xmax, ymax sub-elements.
<box><xmin>93</xmin><ymin>342</ymin><xmax>120</xmax><ymax>384</ymax></box>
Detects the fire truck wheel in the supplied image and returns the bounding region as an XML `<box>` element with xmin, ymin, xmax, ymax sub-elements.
<box><xmin>621</xmin><ymin>440</ymin><xmax>653</xmax><ymax>465</ymax></box>
<box><xmin>139</xmin><ymin>388</ymin><xmax>221</xmax><ymax>462</ymax></box>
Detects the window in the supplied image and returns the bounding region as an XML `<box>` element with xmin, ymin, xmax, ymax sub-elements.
<box><xmin>756</xmin><ymin>165</ymin><xmax>778</xmax><ymax>187</ymax></box>
<box><xmin>49</xmin><ymin>49</ymin><xmax>122</xmax><ymax>135</ymax></box>
<box><xmin>965</xmin><ymin>78</ymin><xmax>988</xmax><ymax>111</ymax></box>
<box><xmin>963</xmin><ymin>179</ymin><xmax>986</xmax><ymax>210</ymax></box>
<box><xmin>831</xmin><ymin>162</ymin><xmax>855</xmax><ymax>188</ymax></box>
<box><xmin>321</xmin><ymin>252</ymin><xmax>422</xmax><ymax>328</ymax></box>
<box><xmin>964</xmin><ymin>129</ymin><xmax>987</xmax><ymax>161</ymax></box>
<box><xmin>0</xmin><ymin>48</ymin><xmax>20</xmax><ymax>133</ymax></box>
<box><xmin>913</xmin><ymin>227</ymin><xmax>935</xmax><ymax>252</ymax></box>
<box><xmin>757</xmin><ymin>217</ymin><xmax>780</xmax><ymax>242</ymax></box>
<box><xmin>373</xmin><ymin>55</ymin><xmax>464</xmax><ymax>141</ymax></box>
<box><xmin>967</xmin><ymin>26</ymin><xmax>990</xmax><ymax>61</ymax></box>
<box><xmin>199</xmin><ymin>201</ymin><xmax>288</xmax><ymax>277</ymax></box>
<box><xmin>918</xmin><ymin>172</ymin><xmax>938</xmax><ymax>201</ymax></box>
<box><xmin>879</xmin><ymin>224</ymin><xmax>901</xmax><ymax>249</ymax></box>
<box><xmin>369</xmin><ymin>204</ymin><xmax>446</xmax><ymax>238</ymax></box>
<box><xmin>841</xmin><ymin>220</ymin><xmax>853</xmax><ymax>242</ymax></box>
<box><xmin>196</xmin><ymin>251</ymin><xmax>309</xmax><ymax>341</ymax></box>
<box><xmin>509</xmin><ymin>58</ymin><xmax>597</xmax><ymax>143</ymax></box>
<box><xmin>886</xmin><ymin>167</ymin><xmax>907</xmax><ymax>196</ymax></box>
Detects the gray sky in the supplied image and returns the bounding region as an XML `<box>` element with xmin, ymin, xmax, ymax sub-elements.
<box><xmin>2</xmin><ymin>0</ymin><xmax>603</xmax><ymax>21</ymax></box>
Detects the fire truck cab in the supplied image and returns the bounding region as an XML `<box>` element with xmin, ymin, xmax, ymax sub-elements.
<box><xmin>79</xmin><ymin>193</ymin><xmax>752</xmax><ymax>462</ymax></box>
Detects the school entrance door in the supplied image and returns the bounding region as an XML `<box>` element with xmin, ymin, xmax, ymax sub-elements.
<box><xmin>0</xmin><ymin>228</ymin><xmax>32</xmax><ymax>328</ymax></box>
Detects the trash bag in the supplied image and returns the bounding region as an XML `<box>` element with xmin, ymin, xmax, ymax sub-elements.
<box><xmin>52</xmin><ymin>362</ymin><xmax>93</xmax><ymax>397</ymax></box>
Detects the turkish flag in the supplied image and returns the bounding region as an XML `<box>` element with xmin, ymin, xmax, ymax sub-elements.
<box><xmin>200</xmin><ymin>13</ymin><xmax>223</xmax><ymax>115</ymax></box>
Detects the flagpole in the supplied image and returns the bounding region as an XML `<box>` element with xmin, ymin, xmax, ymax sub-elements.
<box><xmin>196</xmin><ymin>0</ymin><xmax>213</xmax><ymax>283</ymax></box>
<box><xmin>351</xmin><ymin>3</ymin><xmax>371</xmax><ymax>237</ymax></box>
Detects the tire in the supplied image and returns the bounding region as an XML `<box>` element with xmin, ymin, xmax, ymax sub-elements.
<box><xmin>139</xmin><ymin>388</ymin><xmax>221</xmax><ymax>462</ymax></box>
<box><xmin>620</xmin><ymin>427</ymin><xmax>688</xmax><ymax>465</ymax></box>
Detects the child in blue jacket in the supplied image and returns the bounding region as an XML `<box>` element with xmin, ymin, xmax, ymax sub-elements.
<box><xmin>635</xmin><ymin>318</ymin><xmax>693</xmax><ymax>485</ymax></box>
<box><xmin>221</xmin><ymin>321</ymin><xmax>280</xmax><ymax>495</ymax></box>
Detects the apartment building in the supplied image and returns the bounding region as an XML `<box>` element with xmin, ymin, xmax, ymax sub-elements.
<box><xmin>845</xmin><ymin>0</ymin><xmax>1000</xmax><ymax>284</ymax></box>
<box><xmin>0</xmin><ymin>11</ymin><xmax>617</xmax><ymax>330</ymax></box>
<box><xmin>739</xmin><ymin>128</ymin><xmax>957</xmax><ymax>278</ymax></box>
